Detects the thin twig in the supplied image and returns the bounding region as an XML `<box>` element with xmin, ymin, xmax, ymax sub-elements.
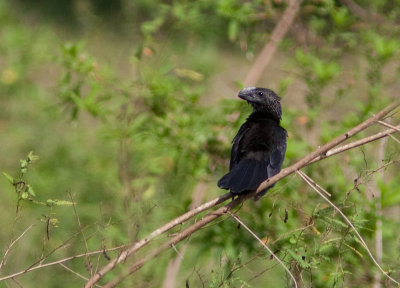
<box><xmin>11</xmin><ymin>277</ymin><xmax>23</xmax><ymax>288</ymax></box>
<box><xmin>254</xmin><ymin>100</ymin><xmax>400</xmax><ymax>196</ymax></box>
<box><xmin>311</xmin><ymin>125</ymin><xmax>400</xmax><ymax>163</ymax></box>
<box><xmin>297</xmin><ymin>172</ymin><xmax>331</xmax><ymax>197</ymax></box>
<box><xmin>69</xmin><ymin>192</ymin><xmax>93</xmax><ymax>277</ymax></box>
<box><xmin>0</xmin><ymin>245</ymin><xmax>125</xmax><ymax>281</ymax></box>
<box><xmin>373</xmin><ymin>121</ymin><xmax>390</xmax><ymax>288</ymax></box>
<box><xmin>0</xmin><ymin>225</ymin><xmax>34</xmax><ymax>271</ymax></box>
<box><xmin>101</xmin><ymin>196</ymin><xmax>251</xmax><ymax>288</ymax></box>
<box><xmin>83</xmin><ymin>192</ymin><xmax>231</xmax><ymax>287</ymax></box>
<box><xmin>377</xmin><ymin>120</ymin><xmax>400</xmax><ymax>132</ymax></box>
<box><xmin>388</xmin><ymin>134</ymin><xmax>400</xmax><ymax>144</ymax></box>
<box><xmin>85</xmin><ymin>100</ymin><xmax>400</xmax><ymax>288</ymax></box>
<box><xmin>227</xmin><ymin>212</ymin><xmax>298</xmax><ymax>288</ymax></box>
<box><xmin>244</xmin><ymin>0</ymin><xmax>302</xmax><ymax>86</ymax></box>
<box><xmin>296</xmin><ymin>170</ymin><xmax>399</xmax><ymax>286</ymax></box>
<box><xmin>162</xmin><ymin>182</ymin><xmax>206</xmax><ymax>288</ymax></box>
<box><xmin>58</xmin><ymin>263</ymin><xmax>101</xmax><ymax>287</ymax></box>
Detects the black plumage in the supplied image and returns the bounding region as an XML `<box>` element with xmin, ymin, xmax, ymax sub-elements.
<box><xmin>218</xmin><ymin>87</ymin><xmax>287</xmax><ymax>200</ymax></box>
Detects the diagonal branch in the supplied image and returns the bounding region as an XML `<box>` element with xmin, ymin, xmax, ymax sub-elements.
<box><xmin>311</xmin><ymin>124</ymin><xmax>400</xmax><ymax>163</ymax></box>
<box><xmin>244</xmin><ymin>0</ymin><xmax>302</xmax><ymax>86</ymax></box>
<box><xmin>82</xmin><ymin>192</ymin><xmax>231</xmax><ymax>287</ymax></box>
<box><xmin>58</xmin><ymin>263</ymin><xmax>102</xmax><ymax>287</ymax></box>
<box><xmin>0</xmin><ymin>245</ymin><xmax>126</xmax><ymax>282</ymax></box>
<box><xmin>69</xmin><ymin>192</ymin><xmax>93</xmax><ymax>277</ymax></box>
<box><xmin>162</xmin><ymin>182</ymin><xmax>206</xmax><ymax>288</ymax></box>
<box><xmin>102</xmin><ymin>196</ymin><xmax>250</xmax><ymax>288</ymax></box>
<box><xmin>228</xmin><ymin>212</ymin><xmax>298</xmax><ymax>288</ymax></box>
<box><xmin>14</xmin><ymin>121</ymin><xmax>394</xmax><ymax>287</ymax></box>
<box><xmin>254</xmin><ymin>100</ymin><xmax>400</xmax><ymax>197</ymax></box>
<box><xmin>88</xmin><ymin>100</ymin><xmax>400</xmax><ymax>288</ymax></box>
<box><xmin>296</xmin><ymin>170</ymin><xmax>399</xmax><ymax>286</ymax></box>
<box><xmin>377</xmin><ymin>120</ymin><xmax>400</xmax><ymax>132</ymax></box>
<box><xmin>0</xmin><ymin>225</ymin><xmax>34</xmax><ymax>271</ymax></box>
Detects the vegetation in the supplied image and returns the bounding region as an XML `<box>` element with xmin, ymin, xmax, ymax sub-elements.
<box><xmin>1</xmin><ymin>0</ymin><xmax>400</xmax><ymax>287</ymax></box>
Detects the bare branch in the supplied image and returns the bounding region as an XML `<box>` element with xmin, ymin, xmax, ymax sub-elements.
<box><xmin>162</xmin><ymin>182</ymin><xmax>206</xmax><ymax>288</ymax></box>
<box><xmin>0</xmin><ymin>225</ymin><xmax>34</xmax><ymax>271</ymax></box>
<box><xmin>90</xmin><ymin>101</ymin><xmax>400</xmax><ymax>287</ymax></box>
<box><xmin>377</xmin><ymin>120</ymin><xmax>400</xmax><ymax>132</ymax></box>
<box><xmin>296</xmin><ymin>170</ymin><xmax>399</xmax><ymax>286</ymax></box>
<box><xmin>101</xmin><ymin>196</ymin><xmax>251</xmax><ymax>288</ymax></box>
<box><xmin>311</xmin><ymin>125</ymin><xmax>400</xmax><ymax>162</ymax></box>
<box><xmin>0</xmin><ymin>245</ymin><xmax>125</xmax><ymax>282</ymax></box>
<box><xmin>227</xmin><ymin>212</ymin><xmax>298</xmax><ymax>288</ymax></box>
<box><xmin>244</xmin><ymin>0</ymin><xmax>302</xmax><ymax>86</ymax></box>
<box><xmin>69</xmin><ymin>192</ymin><xmax>93</xmax><ymax>277</ymax></box>
<box><xmin>83</xmin><ymin>191</ymin><xmax>231</xmax><ymax>287</ymax></box>
<box><xmin>254</xmin><ymin>100</ymin><xmax>400</xmax><ymax>197</ymax></box>
<box><xmin>59</xmin><ymin>263</ymin><xmax>101</xmax><ymax>287</ymax></box>
<box><xmin>373</xmin><ymin>125</ymin><xmax>388</xmax><ymax>288</ymax></box>
<box><xmin>388</xmin><ymin>134</ymin><xmax>400</xmax><ymax>145</ymax></box>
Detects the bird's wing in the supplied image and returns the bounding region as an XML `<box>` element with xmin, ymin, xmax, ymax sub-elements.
<box><xmin>219</xmin><ymin>123</ymin><xmax>287</xmax><ymax>197</ymax></box>
<box><xmin>254</xmin><ymin>127</ymin><xmax>287</xmax><ymax>200</ymax></box>
<box><xmin>218</xmin><ymin>154</ymin><xmax>268</xmax><ymax>194</ymax></box>
<box><xmin>230</xmin><ymin>121</ymin><xmax>251</xmax><ymax>170</ymax></box>
<box><xmin>267</xmin><ymin>127</ymin><xmax>287</xmax><ymax>177</ymax></box>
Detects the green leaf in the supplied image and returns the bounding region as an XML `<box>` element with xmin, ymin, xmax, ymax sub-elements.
<box><xmin>27</xmin><ymin>151</ymin><xmax>39</xmax><ymax>162</ymax></box>
<box><xmin>2</xmin><ymin>172</ymin><xmax>14</xmax><ymax>184</ymax></box>
<box><xmin>46</xmin><ymin>199</ymin><xmax>75</xmax><ymax>207</ymax></box>
<box><xmin>27</xmin><ymin>184</ymin><xmax>36</xmax><ymax>197</ymax></box>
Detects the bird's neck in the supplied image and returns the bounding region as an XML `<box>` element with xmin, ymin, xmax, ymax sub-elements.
<box><xmin>248</xmin><ymin>111</ymin><xmax>280</xmax><ymax>124</ymax></box>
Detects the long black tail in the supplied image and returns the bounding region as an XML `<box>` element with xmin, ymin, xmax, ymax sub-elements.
<box><xmin>218</xmin><ymin>158</ymin><xmax>269</xmax><ymax>195</ymax></box>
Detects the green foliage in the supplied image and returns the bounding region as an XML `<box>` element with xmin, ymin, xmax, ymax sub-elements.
<box><xmin>2</xmin><ymin>151</ymin><xmax>39</xmax><ymax>204</ymax></box>
<box><xmin>2</xmin><ymin>152</ymin><xmax>75</xmax><ymax>210</ymax></box>
<box><xmin>1</xmin><ymin>0</ymin><xmax>400</xmax><ymax>287</ymax></box>
<box><xmin>295</xmin><ymin>49</ymin><xmax>341</xmax><ymax>110</ymax></box>
<box><xmin>57</xmin><ymin>42</ymin><xmax>111</xmax><ymax>119</ymax></box>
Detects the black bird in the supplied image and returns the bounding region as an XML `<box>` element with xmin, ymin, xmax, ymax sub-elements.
<box><xmin>218</xmin><ymin>87</ymin><xmax>287</xmax><ymax>200</ymax></box>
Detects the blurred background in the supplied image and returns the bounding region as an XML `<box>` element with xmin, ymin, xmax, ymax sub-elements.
<box><xmin>1</xmin><ymin>0</ymin><xmax>400</xmax><ymax>287</ymax></box>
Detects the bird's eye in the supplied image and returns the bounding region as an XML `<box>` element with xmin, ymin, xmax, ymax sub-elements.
<box><xmin>258</xmin><ymin>92</ymin><xmax>263</xmax><ymax>96</ymax></box>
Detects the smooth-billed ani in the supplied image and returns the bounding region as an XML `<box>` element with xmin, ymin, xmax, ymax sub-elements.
<box><xmin>218</xmin><ymin>87</ymin><xmax>287</xmax><ymax>200</ymax></box>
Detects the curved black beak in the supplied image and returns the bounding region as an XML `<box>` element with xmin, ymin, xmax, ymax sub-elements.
<box><xmin>238</xmin><ymin>87</ymin><xmax>256</xmax><ymax>102</ymax></box>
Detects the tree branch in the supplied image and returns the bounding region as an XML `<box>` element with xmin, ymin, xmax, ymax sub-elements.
<box><xmin>254</xmin><ymin>100</ymin><xmax>400</xmax><ymax>197</ymax></box>
<box><xmin>311</xmin><ymin>124</ymin><xmax>400</xmax><ymax>163</ymax></box>
<box><xmin>162</xmin><ymin>182</ymin><xmax>206</xmax><ymax>288</ymax></box>
<box><xmin>83</xmin><ymin>192</ymin><xmax>231</xmax><ymax>288</ymax></box>
<box><xmin>102</xmin><ymin>196</ymin><xmax>249</xmax><ymax>288</ymax></box>
<box><xmin>0</xmin><ymin>225</ymin><xmax>34</xmax><ymax>271</ymax></box>
<box><xmin>88</xmin><ymin>100</ymin><xmax>400</xmax><ymax>288</ymax></box>
<box><xmin>0</xmin><ymin>245</ymin><xmax>125</xmax><ymax>282</ymax></box>
<box><xmin>244</xmin><ymin>0</ymin><xmax>302</xmax><ymax>86</ymax></box>
<box><xmin>228</xmin><ymin>212</ymin><xmax>298</xmax><ymax>288</ymax></box>
<box><xmin>296</xmin><ymin>170</ymin><xmax>399</xmax><ymax>286</ymax></box>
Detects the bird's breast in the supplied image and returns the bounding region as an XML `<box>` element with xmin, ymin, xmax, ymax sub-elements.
<box><xmin>240</xmin><ymin>120</ymin><xmax>278</xmax><ymax>153</ymax></box>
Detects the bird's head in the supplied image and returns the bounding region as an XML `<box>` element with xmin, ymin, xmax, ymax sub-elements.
<box><xmin>238</xmin><ymin>87</ymin><xmax>282</xmax><ymax>120</ymax></box>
